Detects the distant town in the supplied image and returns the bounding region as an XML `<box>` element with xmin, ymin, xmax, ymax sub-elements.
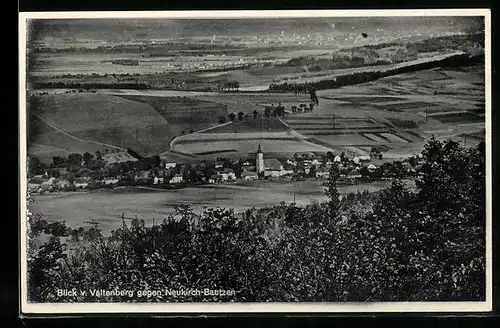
<box><xmin>27</xmin><ymin>142</ymin><xmax>424</xmax><ymax>194</ymax></box>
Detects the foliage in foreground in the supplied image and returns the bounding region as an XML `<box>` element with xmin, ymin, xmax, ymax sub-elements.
<box><xmin>27</xmin><ymin>139</ymin><xmax>486</xmax><ymax>303</ymax></box>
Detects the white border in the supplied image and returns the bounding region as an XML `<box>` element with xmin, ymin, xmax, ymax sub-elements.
<box><xmin>19</xmin><ymin>9</ymin><xmax>492</xmax><ymax>314</ymax></box>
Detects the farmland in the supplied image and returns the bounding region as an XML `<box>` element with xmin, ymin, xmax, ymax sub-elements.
<box><xmin>291</xmin><ymin>64</ymin><xmax>486</xmax><ymax>158</ymax></box>
<box><xmin>26</xmin><ymin>22</ymin><xmax>484</xmax><ymax>163</ymax></box>
<box><xmin>27</xmin><ymin>62</ymin><xmax>485</xmax><ymax>163</ymax></box>
<box><xmin>171</xmin><ymin>128</ymin><xmax>331</xmax><ymax>158</ymax></box>
<box><xmin>27</xmin><ymin>93</ymin><xmax>228</xmax><ymax>161</ymax></box>
<box><xmin>191</xmin><ymin>92</ymin><xmax>311</xmax><ymax>115</ymax></box>
<box><xmin>200</xmin><ymin>117</ymin><xmax>290</xmax><ymax>133</ymax></box>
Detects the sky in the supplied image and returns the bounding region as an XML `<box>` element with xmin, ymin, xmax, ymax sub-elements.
<box><xmin>28</xmin><ymin>16</ymin><xmax>484</xmax><ymax>47</ymax></box>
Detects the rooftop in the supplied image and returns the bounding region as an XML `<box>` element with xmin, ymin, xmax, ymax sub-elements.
<box><xmin>264</xmin><ymin>158</ymin><xmax>283</xmax><ymax>171</ymax></box>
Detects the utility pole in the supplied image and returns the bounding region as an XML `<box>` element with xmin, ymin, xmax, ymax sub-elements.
<box><xmin>425</xmin><ymin>108</ymin><xmax>428</xmax><ymax>123</ymax></box>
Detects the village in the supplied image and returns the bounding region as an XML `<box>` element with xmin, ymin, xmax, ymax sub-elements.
<box><xmin>27</xmin><ymin>143</ymin><xmax>425</xmax><ymax>194</ymax></box>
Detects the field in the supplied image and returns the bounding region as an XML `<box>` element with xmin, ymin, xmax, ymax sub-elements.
<box><xmin>172</xmin><ymin>133</ymin><xmax>331</xmax><ymax>157</ymax></box>
<box><xmin>201</xmin><ymin>117</ymin><xmax>290</xmax><ymax>133</ymax></box>
<box><xmin>28</xmin><ymin>93</ymin><xmax>175</xmax><ymax>158</ymax></box>
<box><xmin>116</xmin><ymin>94</ymin><xmax>227</xmax><ymax>125</ymax></box>
<box><xmin>28</xmin><ymin>114</ymin><xmax>118</xmax><ymax>162</ymax></box>
<box><xmin>27</xmin><ymin>93</ymin><xmax>229</xmax><ymax>161</ymax></box>
<box><xmin>305</xmin><ymin>65</ymin><xmax>485</xmax><ymax>157</ymax></box>
<box><xmin>31</xmin><ymin>180</ymin><xmax>393</xmax><ymax>235</ymax></box>
<box><xmin>192</xmin><ymin>92</ymin><xmax>311</xmax><ymax>115</ymax></box>
<box><xmin>27</xmin><ymin>63</ymin><xmax>484</xmax><ymax>163</ymax></box>
<box><xmin>427</xmin><ymin>111</ymin><xmax>484</xmax><ymax>123</ymax></box>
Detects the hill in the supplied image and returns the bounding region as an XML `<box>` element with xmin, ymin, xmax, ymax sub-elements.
<box><xmin>27</xmin><ymin>113</ymin><xmax>118</xmax><ymax>163</ymax></box>
<box><xmin>28</xmin><ymin>93</ymin><xmax>173</xmax><ymax>157</ymax></box>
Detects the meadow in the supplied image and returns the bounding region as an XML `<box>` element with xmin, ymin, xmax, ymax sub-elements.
<box><xmin>28</xmin><ymin>93</ymin><xmax>174</xmax><ymax>157</ymax></box>
<box><xmin>30</xmin><ymin>179</ymin><xmax>393</xmax><ymax>235</ymax></box>
<box><xmin>28</xmin><ymin>114</ymin><xmax>118</xmax><ymax>163</ymax></box>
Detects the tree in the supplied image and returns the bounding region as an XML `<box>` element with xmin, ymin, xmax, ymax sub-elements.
<box><xmin>67</xmin><ymin>153</ymin><xmax>83</xmax><ymax>166</ymax></box>
<box><xmin>29</xmin><ymin>156</ymin><xmax>46</xmax><ymax>175</ymax></box>
<box><xmin>237</xmin><ymin>111</ymin><xmax>245</xmax><ymax>121</ymax></box>
<box><xmin>82</xmin><ymin>152</ymin><xmax>94</xmax><ymax>164</ymax></box>
<box><xmin>52</xmin><ymin>156</ymin><xmax>65</xmax><ymax>167</ymax></box>
<box><xmin>252</xmin><ymin>110</ymin><xmax>259</xmax><ymax>119</ymax></box>
<box><xmin>359</xmin><ymin>166</ymin><xmax>371</xmax><ymax>181</ymax></box>
<box><xmin>47</xmin><ymin>169</ymin><xmax>61</xmax><ymax>178</ymax></box>
<box><xmin>308</xmin><ymin>165</ymin><xmax>317</xmax><ymax>178</ymax></box>
<box><xmin>150</xmin><ymin>155</ymin><xmax>161</xmax><ymax>168</ymax></box>
<box><xmin>323</xmin><ymin>165</ymin><xmax>341</xmax><ymax>213</ymax></box>
<box><xmin>340</xmin><ymin>152</ymin><xmax>346</xmax><ymax>163</ymax></box>
<box><xmin>408</xmin><ymin>156</ymin><xmax>418</xmax><ymax>167</ymax></box>
<box><xmin>218</xmin><ymin>116</ymin><xmax>227</xmax><ymax>124</ymax></box>
<box><xmin>229</xmin><ymin>112</ymin><xmax>236</xmax><ymax>121</ymax></box>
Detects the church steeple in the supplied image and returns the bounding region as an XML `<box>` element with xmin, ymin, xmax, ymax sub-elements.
<box><xmin>256</xmin><ymin>144</ymin><xmax>264</xmax><ymax>175</ymax></box>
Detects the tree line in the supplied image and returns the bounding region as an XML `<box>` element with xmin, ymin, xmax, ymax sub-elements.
<box><xmin>30</xmin><ymin>81</ymin><xmax>151</xmax><ymax>90</ymax></box>
<box><xmin>268</xmin><ymin>53</ymin><xmax>484</xmax><ymax>92</ymax></box>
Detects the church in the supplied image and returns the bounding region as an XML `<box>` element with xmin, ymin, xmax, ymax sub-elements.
<box><xmin>254</xmin><ymin>144</ymin><xmax>293</xmax><ymax>178</ymax></box>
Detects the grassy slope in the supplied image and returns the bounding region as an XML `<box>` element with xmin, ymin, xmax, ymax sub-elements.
<box><xmin>28</xmin><ymin>93</ymin><xmax>173</xmax><ymax>156</ymax></box>
<box><xmin>27</xmin><ymin>115</ymin><xmax>115</xmax><ymax>163</ymax></box>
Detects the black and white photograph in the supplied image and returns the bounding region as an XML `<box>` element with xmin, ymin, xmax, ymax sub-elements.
<box><xmin>19</xmin><ymin>10</ymin><xmax>492</xmax><ymax>313</ymax></box>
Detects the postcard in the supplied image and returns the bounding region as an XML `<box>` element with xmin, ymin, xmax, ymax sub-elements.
<box><xmin>19</xmin><ymin>9</ymin><xmax>492</xmax><ymax>314</ymax></box>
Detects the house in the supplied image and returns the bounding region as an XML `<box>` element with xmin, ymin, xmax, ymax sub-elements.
<box><xmin>37</xmin><ymin>177</ymin><xmax>56</xmax><ymax>191</ymax></box>
<box><xmin>104</xmin><ymin>178</ymin><xmax>119</xmax><ymax>185</ymax></box>
<box><xmin>353</xmin><ymin>156</ymin><xmax>360</xmax><ymax>165</ymax></box>
<box><xmin>169</xmin><ymin>174</ymin><xmax>183</xmax><ymax>184</ymax></box>
<box><xmin>217</xmin><ymin>169</ymin><xmax>236</xmax><ymax>182</ymax></box>
<box><xmin>28</xmin><ymin>178</ymin><xmax>46</xmax><ymax>191</ymax></box>
<box><xmin>311</xmin><ymin>159</ymin><xmax>322</xmax><ymax>166</ymax></box>
<box><xmin>265</xmin><ymin>169</ymin><xmax>293</xmax><ymax>178</ymax></box>
<box><xmin>315</xmin><ymin>167</ymin><xmax>330</xmax><ymax>179</ymax></box>
<box><xmin>74</xmin><ymin>178</ymin><xmax>89</xmax><ymax>189</ymax></box>
<box><xmin>241</xmin><ymin>170</ymin><xmax>259</xmax><ymax>181</ymax></box>
<box><xmin>164</xmin><ymin>162</ymin><xmax>177</xmax><ymax>169</ymax></box>
<box><xmin>367</xmin><ymin>163</ymin><xmax>378</xmax><ymax>172</ymax></box>
<box><xmin>208</xmin><ymin>175</ymin><xmax>218</xmax><ymax>184</ymax></box>
<box><xmin>334</xmin><ymin>155</ymin><xmax>342</xmax><ymax>163</ymax></box>
<box><xmin>358</xmin><ymin>155</ymin><xmax>371</xmax><ymax>162</ymax></box>
<box><xmin>264</xmin><ymin>158</ymin><xmax>283</xmax><ymax>171</ymax></box>
<box><xmin>54</xmin><ymin>179</ymin><xmax>72</xmax><ymax>190</ymax></box>
<box><xmin>214</xmin><ymin>161</ymin><xmax>224</xmax><ymax>169</ymax></box>
<box><xmin>263</xmin><ymin>158</ymin><xmax>289</xmax><ymax>178</ymax></box>
<box><xmin>153</xmin><ymin>176</ymin><xmax>164</xmax><ymax>185</ymax></box>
